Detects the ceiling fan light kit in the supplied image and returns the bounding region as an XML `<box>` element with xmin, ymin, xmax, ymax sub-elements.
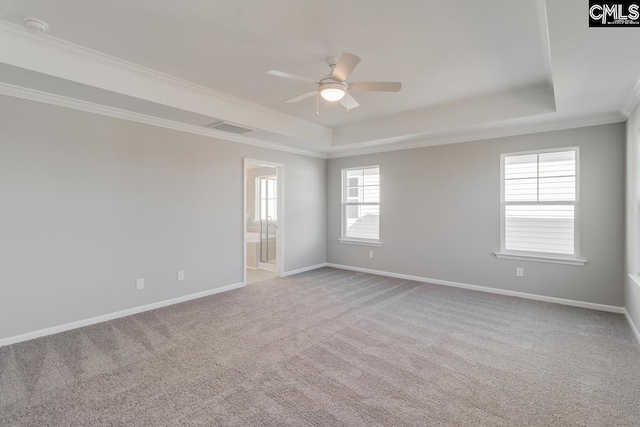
<box><xmin>319</xmin><ymin>80</ymin><xmax>347</xmax><ymax>102</ymax></box>
<box><xmin>267</xmin><ymin>52</ymin><xmax>401</xmax><ymax>115</ymax></box>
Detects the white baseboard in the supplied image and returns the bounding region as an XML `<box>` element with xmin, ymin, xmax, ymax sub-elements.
<box><xmin>281</xmin><ymin>263</ymin><xmax>328</xmax><ymax>277</ymax></box>
<box><xmin>258</xmin><ymin>262</ymin><xmax>277</xmax><ymax>272</ymax></box>
<box><xmin>0</xmin><ymin>282</ymin><xmax>245</xmax><ymax>347</ymax></box>
<box><xmin>625</xmin><ymin>309</ymin><xmax>640</xmax><ymax>345</ymax></box>
<box><xmin>326</xmin><ymin>263</ymin><xmax>625</xmax><ymax>314</ymax></box>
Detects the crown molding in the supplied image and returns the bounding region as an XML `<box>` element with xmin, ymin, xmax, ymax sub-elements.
<box><xmin>327</xmin><ymin>112</ymin><xmax>625</xmax><ymax>159</ymax></box>
<box><xmin>0</xmin><ymin>19</ymin><xmax>332</xmax><ymax>147</ymax></box>
<box><xmin>0</xmin><ymin>78</ymin><xmax>624</xmax><ymax>162</ymax></box>
<box><xmin>0</xmin><ymin>82</ymin><xmax>327</xmax><ymax>159</ymax></box>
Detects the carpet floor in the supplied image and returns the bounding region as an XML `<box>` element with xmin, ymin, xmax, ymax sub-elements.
<box><xmin>1</xmin><ymin>267</ymin><xmax>639</xmax><ymax>426</ymax></box>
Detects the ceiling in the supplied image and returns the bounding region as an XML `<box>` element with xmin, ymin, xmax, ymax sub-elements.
<box><xmin>0</xmin><ymin>0</ymin><xmax>638</xmax><ymax>157</ymax></box>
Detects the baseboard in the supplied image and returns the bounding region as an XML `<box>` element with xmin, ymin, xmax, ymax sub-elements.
<box><xmin>258</xmin><ymin>262</ymin><xmax>277</xmax><ymax>272</ymax></box>
<box><xmin>625</xmin><ymin>309</ymin><xmax>640</xmax><ymax>345</ymax></box>
<box><xmin>326</xmin><ymin>263</ymin><xmax>625</xmax><ymax>314</ymax></box>
<box><xmin>0</xmin><ymin>282</ymin><xmax>245</xmax><ymax>347</ymax></box>
<box><xmin>281</xmin><ymin>263</ymin><xmax>328</xmax><ymax>277</ymax></box>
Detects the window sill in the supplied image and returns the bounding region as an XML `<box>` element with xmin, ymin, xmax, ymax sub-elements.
<box><xmin>338</xmin><ymin>239</ymin><xmax>384</xmax><ymax>247</ymax></box>
<box><xmin>494</xmin><ymin>252</ymin><xmax>587</xmax><ymax>266</ymax></box>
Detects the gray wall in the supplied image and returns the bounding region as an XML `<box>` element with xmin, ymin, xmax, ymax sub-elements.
<box><xmin>0</xmin><ymin>95</ymin><xmax>326</xmax><ymax>340</ymax></box>
<box><xmin>327</xmin><ymin>123</ymin><xmax>626</xmax><ymax>307</ymax></box>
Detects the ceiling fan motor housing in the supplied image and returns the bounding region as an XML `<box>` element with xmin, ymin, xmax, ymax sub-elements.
<box><xmin>319</xmin><ymin>78</ymin><xmax>347</xmax><ymax>90</ymax></box>
<box><xmin>326</xmin><ymin>56</ymin><xmax>339</xmax><ymax>68</ymax></box>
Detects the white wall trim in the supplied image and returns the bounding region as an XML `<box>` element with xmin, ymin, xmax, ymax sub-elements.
<box><xmin>326</xmin><ymin>263</ymin><xmax>625</xmax><ymax>313</ymax></box>
<box><xmin>281</xmin><ymin>263</ymin><xmax>328</xmax><ymax>277</ymax></box>
<box><xmin>0</xmin><ymin>82</ymin><xmax>326</xmax><ymax>159</ymax></box>
<box><xmin>624</xmin><ymin>309</ymin><xmax>640</xmax><ymax>345</ymax></box>
<box><xmin>338</xmin><ymin>239</ymin><xmax>384</xmax><ymax>247</ymax></box>
<box><xmin>494</xmin><ymin>252</ymin><xmax>587</xmax><ymax>266</ymax></box>
<box><xmin>327</xmin><ymin>113</ymin><xmax>625</xmax><ymax>159</ymax></box>
<box><xmin>0</xmin><ymin>282</ymin><xmax>244</xmax><ymax>348</ymax></box>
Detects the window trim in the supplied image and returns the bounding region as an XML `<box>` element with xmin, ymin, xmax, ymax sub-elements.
<box><xmin>495</xmin><ymin>146</ymin><xmax>586</xmax><ymax>266</ymax></box>
<box><xmin>340</xmin><ymin>165</ymin><xmax>383</xmax><ymax>246</ymax></box>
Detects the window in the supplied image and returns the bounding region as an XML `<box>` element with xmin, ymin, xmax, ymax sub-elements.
<box><xmin>341</xmin><ymin>166</ymin><xmax>381</xmax><ymax>245</ymax></box>
<box><xmin>256</xmin><ymin>176</ymin><xmax>277</xmax><ymax>221</ymax></box>
<box><xmin>497</xmin><ymin>147</ymin><xmax>584</xmax><ymax>264</ymax></box>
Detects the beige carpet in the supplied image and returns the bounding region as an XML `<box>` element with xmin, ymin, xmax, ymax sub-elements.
<box><xmin>1</xmin><ymin>267</ymin><xmax>639</xmax><ymax>426</ymax></box>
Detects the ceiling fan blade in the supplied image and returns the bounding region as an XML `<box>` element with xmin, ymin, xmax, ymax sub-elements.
<box><xmin>339</xmin><ymin>93</ymin><xmax>360</xmax><ymax>110</ymax></box>
<box><xmin>285</xmin><ymin>91</ymin><xmax>318</xmax><ymax>103</ymax></box>
<box><xmin>267</xmin><ymin>70</ymin><xmax>319</xmax><ymax>84</ymax></box>
<box><xmin>331</xmin><ymin>52</ymin><xmax>361</xmax><ymax>81</ymax></box>
<box><xmin>348</xmin><ymin>82</ymin><xmax>402</xmax><ymax>92</ymax></box>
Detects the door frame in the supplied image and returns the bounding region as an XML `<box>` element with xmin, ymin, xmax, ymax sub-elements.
<box><xmin>243</xmin><ymin>158</ymin><xmax>285</xmax><ymax>285</ymax></box>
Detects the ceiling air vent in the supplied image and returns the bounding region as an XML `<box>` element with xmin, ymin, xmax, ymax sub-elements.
<box><xmin>206</xmin><ymin>121</ymin><xmax>254</xmax><ymax>134</ymax></box>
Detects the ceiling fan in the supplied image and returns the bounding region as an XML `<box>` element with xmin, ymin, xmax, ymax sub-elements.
<box><xmin>267</xmin><ymin>52</ymin><xmax>402</xmax><ymax>114</ymax></box>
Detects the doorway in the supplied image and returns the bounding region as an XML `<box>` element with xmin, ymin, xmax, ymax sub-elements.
<box><xmin>257</xmin><ymin>176</ymin><xmax>277</xmax><ymax>270</ymax></box>
<box><xmin>244</xmin><ymin>159</ymin><xmax>284</xmax><ymax>285</ymax></box>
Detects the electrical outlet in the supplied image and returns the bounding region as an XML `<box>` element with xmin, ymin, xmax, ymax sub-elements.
<box><xmin>516</xmin><ymin>267</ymin><xmax>524</xmax><ymax>277</ymax></box>
<box><xmin>136</xmin><ymin>278</ymin><xmax>145</xmax><ymax>290</ymax></box>
<box><xmin>369</xmin><ymin>251</ymin><xmax>374</xmax><ymax>259</ymax></box>
<box><xmin>177</xmin><ymin>271</ymin><xmax>185</xmax><ymax>281</ymax></box>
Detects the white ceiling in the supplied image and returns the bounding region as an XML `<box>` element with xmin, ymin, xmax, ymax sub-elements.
<box><xmin>0</xmin><ymin>0</ymin><xmax>639</xmax><ymax>157</ymax></box>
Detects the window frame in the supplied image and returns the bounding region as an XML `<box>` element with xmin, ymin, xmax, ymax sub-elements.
<box><xmin>339</xmin><ymin>165</ymin><xmax>383</xmax><ymax>247</ymax></box>
<box><xmin>495</xmin><ymin>146</ymin><xmax>586</xmax><ymax>266</ymax></box>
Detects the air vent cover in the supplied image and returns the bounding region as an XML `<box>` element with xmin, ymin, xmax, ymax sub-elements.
<box><xmin>206</xmin><ymin>121</ymin><xmax>254</xmax><ymax>134</ymax></box>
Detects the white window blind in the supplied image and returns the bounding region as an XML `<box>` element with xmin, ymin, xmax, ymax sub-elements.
<box><xmin>342</xmin><ymin>166</ymin><xmax>380</xmax><ymax>241</ymax></box>
<box><xmin>502</xmin><ymin>149</ymin><xmax>578</xmax><ymax>256</ymax></box>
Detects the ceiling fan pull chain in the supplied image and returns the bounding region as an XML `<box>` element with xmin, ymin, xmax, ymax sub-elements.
<box><xmin>346</xmin><ymin>87</ymin><xmax>351</xmax><ymax>113</ymax></box>
<box><xmin>316</xmin><ymin>90</ymin><xmax>320</xmax><ymax>116</ymax></box>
